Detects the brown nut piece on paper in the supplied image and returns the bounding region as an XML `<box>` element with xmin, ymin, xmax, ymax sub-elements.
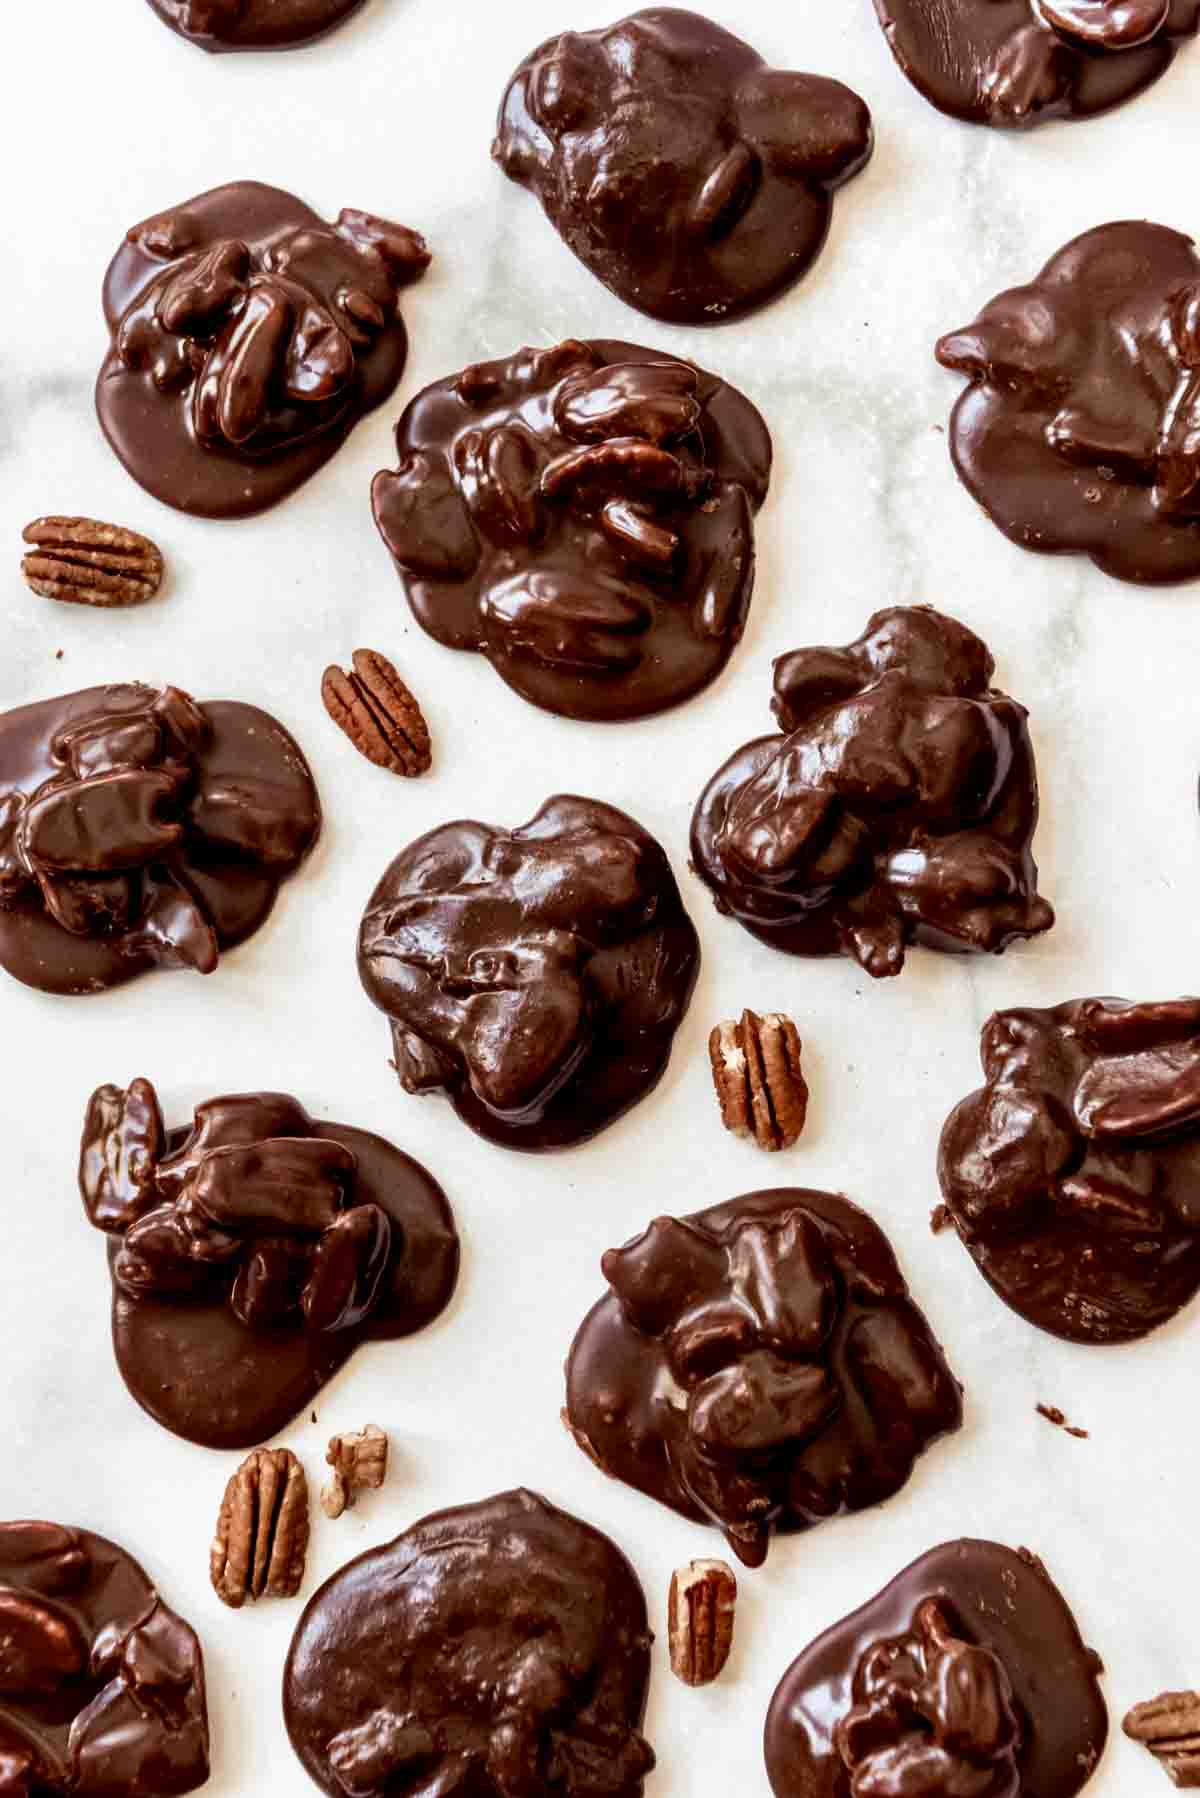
<box><xmin>710</xmin><ymin>1010</ymin><xmax>808</xmax><ymax>1151</ymax></box>
<box><xmin>321</xmin><ymin>1424</ymin><xmax>389</xmax><ymax>1519</ymax></box>
<box><xmin>211</xmin><ymin>1447</ymin><xmax>310</xmax><ymax>1609</ymax></box>
<box><xmin>321</xmin><ymin>651</ymin><xmax>431</xmax><ymax>777</ymax></box>
<box><xmin>1124</xmin><ymin>1691</ymin><xmax>1200</xmax><ymax>1787</ymax></box>
<box><xmin>668</xmin><ymin>1560</ymin><xmax>737</xmax><ymax>1687</ymax></box>
<box><xmin>21</xmin><ymin>517</ymin><xmax>164</xmax><ymax>608</ymax></box>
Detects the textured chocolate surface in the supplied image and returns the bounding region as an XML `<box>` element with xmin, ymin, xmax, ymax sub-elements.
<box><xmin>145</xmin><ymin>0</ymin><xmax>368</xmax><ymax>52</ymax></box>
<box><xmin>96</xmin><ymin>181</ymin><xmax>429</xmax><ymax>519</ymax></box>
<box><xmin>493</xmin><ymin>8</ymin><xmax>872</xmax><ymax>324</ymax></box>
<box><xmin>690</xmin><ymin>606</ymin><xmax>1053</xmax><ymax>980</ymax></box>
<box><xmin>79</xmin><ymin>1084</ymin><xmax>459</xmax><ymax>1448</ymax></box>
<box><xmin>873</xmin><ymin>0</ymin><xmax>1197</xmax><ymax>127</ymax></box>
<box><xmin>0</xmin><ymin>682</ymin><xmax>319</xmax><ymax>996</ymax></box>
<box><xmin>371</xmin><ymin>338</ymin><xmax>771</xmax><ymax>721</ymax></box>
<box><xmin>939</xmin><ymin>998</ymin><xmax>1200</xmax><ymax>1344</ymax></box>
<box><xmin>937</xmin><ymin>222</ymin><xmax>1200</xmax><ymax>584</ymax></box>
<box><xmin>566</xmin><ymin>1189</ymin><xmax>962</xmax><ymax>1568</ymax></box>
<box><xmin>0</xmin><ymin>1520</ymin><xmax>209</xmax><ymax>1797</ymax></box>
<box><xmin>765</xmin><ymin>1538</ymin><xmax>1107</xmax><ymax>1798</ymax></box>
<box><xmin>357</xmin><ymin>794</ymin><xmax>699</xmax><ymax>1150</ymax></box>
<box><xmin>284</xmin><ymin>1488</ymin><xmax>654</xmax><ymax>1798</ymax></box>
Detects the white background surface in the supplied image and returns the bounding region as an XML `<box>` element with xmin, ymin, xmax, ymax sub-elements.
<box><xmin>1</xmin><ymin>2</ymin><xmax>1198</xmax><ymax>1793</ymax></box>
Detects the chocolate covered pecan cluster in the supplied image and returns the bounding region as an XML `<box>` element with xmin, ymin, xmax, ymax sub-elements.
<box><xmin>691</xmin><ymin>606</ymin><xmax>1053</xmax><ymax>979</ymax></box>
<box><xmin>0</xmin><ymin>681</ymin><xmax>319</xmax><ymax>995</ymax></box>
<box><xmin>939</xmin><ymin>998</ymin><xmax>1200</xmax><ymax>1343</ymax></box>
<box><xmin>835</xmin><ymin>1599</ymin><xmax>1021</xmax><ymax>1798</ymax></box>
<box><xmin>371</xmin><ymin>338</ymin><xmax>771</xmax><ymax>720</ymax></box>
<box><xmin>146</xmin><ymin>0</ymin><xmax>369</xmax><ymax>51</ymax></box>
<box><xmin>566</xmin><ymin>1191</ymin><xmax>962</xmax><ymax>1567</ymax></box>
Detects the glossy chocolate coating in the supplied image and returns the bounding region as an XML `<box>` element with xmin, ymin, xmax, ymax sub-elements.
<box><xmin>0</xmin><ymin>1520</ymin><xmax>209</xmax><ymax>1797</ymax></box>
<box><xmin>873</xmin><ymin>0</ymin><xmax>1197</xmax><ymax>127</ymax></box>
<box><xmin>690</xmin><ymin>607</ymin><xmax>1053</xmax><ymax>981</ymax></box>
<box><xmin>566</xmin><ymin>1189</ymin><xmax>962</xmax><ymax>1569</ymax></box>
<box><xmin>96</xmin><ymin>181</ymin><xmax>429</xmax><ymax>519</ymax></box>
<box><xmin>765</xmin><ymin>1538</ymin><xmax>1107</xmax><ymax>1798</ymax></box>
<box><xmin>371</xmin><ymin>338</ymin><xmax>771</xmax><ymax>721</ymax></box>
<box><xmin>145</xmin><ymin>0</ymin><xmax>368</xmax><ymax>52</ymax></box>
<box><xmin>939</xmin><ymin>998</ymin><xmax>1200</xmax><ymax>1344</ymax></box>
<box><xmin>0</xmin><ymin>682</ymin><xmax>319</xmax><ymax>996</ymax></box>
<box><xmin>284</xmin><ymin>1488</ymin><xmax>654</xmax><ymax>1798</ymax></box>
<box><xmin>492</xmin><ymin>8</ymin><xmax>872</xmax><ymax>325</ymax></box>
<box><xmin>357</xmin><ymin>794</ymin><xmax>699</xmax><ymax>1150</ymax></box>
<box><xmin>79</xmin><ymin>1084</ymin><xmax>459</xmax><ymax>1448</ymax></box>
<box><xmin>937</xmin><ymin>222</ymin><xmax>1200</xmax><ymax>584</ymax></box>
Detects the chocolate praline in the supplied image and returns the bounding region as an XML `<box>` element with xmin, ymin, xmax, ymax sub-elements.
<box><xmin>283</xmin><ymin>1489</ymin><xmax>655</xmax><ymax>1798</ymax></box>
<box><xmin>565</xmin><ymin>1188</ymin><xmax>963</xmax><ymax>1568</ymax></box>
<box><xmin>938</xmin><ymin>222</ymin><xmax>1200</xmax><ymax>584</ymax></box>
<box><xmin>493</xmin><ymin>8</ymin><xmax>872</xmax><ymax>325</ymax></box>
<box><xmin>765</xmin><ymin>1538</ymin><xmax>1107</xmax><ymax>1798</ymax></box>
<box><xmin>79</xmin><ymin>1082</ymin><xmax>459</xmax><ymax>1448</ymax></box>
<box><xmin>144</xmin><ymin>0</ymin><xmax>368</xmax><ymax>52</ymax></box>
<box><xmin>690</xmin><ymin>606</ymin><xmax>1053</xmax><ymax>980</ymax></box>
<box><xmin>0</xmin><ymin>681</ymin><xmax>319</xmax><ymax>996</ymax></box>
<box><xmin>0</xmin><ymin>1520</ymin><xmax>209</xmax><ymax>1797</ymax></box>
<box><xmin>96</xmin><ymin>181</ymin><xmax>429</xmax><ymax>519</ymax></box>
<box><xmin>873</xmin><ymin>0</ymin><xmax>1198</xmax><ymax>127</ymax></box>
<box><xmin>357</xmin><ymin>794</ymin><xmax>700</xmax><ymax>1150</ymax></box>
<box><xmin>371</xmin><ymin>338</ymin><xmax>771</xmax><ymax>722</ymax></box>
<box><xmin>939</xmin><ymin>997</ymin><xmax>1200</xmax><ymax>1344</ymax></box>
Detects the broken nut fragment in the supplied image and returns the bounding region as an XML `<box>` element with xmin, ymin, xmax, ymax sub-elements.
<box><xmin>210</xmin><ymin>1447</ymin><xmax>309</xmax><ymax>1609</ymax></box>
<box><xmin>321</xmin><ymin>649</ymin><xmax>431</xmax><ymax>777</ymax></box>
<box><xmin>321</xmin><ymin>1424</ymin><xmax>388</xmax><ymax>1519</ymax></box>
<box><xmin>668</xmin><ymin>1559</ymin><xmax>737</xmax><ymax>1686</ymax></box>
<box><xmin>1124</xmin><ymin>1690</ymin><xmax>1200</xmax><ymax>1787</ymax></box>
<box><xmin>21</xmin><ymin>516</ymin><xmax>164</xmax><ymax>607</ymax></box>
<box><xmin>709</xmin><ymin>1009</ymin><xmax>808</xmax><ymax>1151</ymax></box>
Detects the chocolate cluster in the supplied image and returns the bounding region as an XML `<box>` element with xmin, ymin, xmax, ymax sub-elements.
<box><xmin>691</xmin><ymin>606</ymin><xmax>1053</xmax><ymax>978</ymax></box>
<box><xmin>145</xmin><ymin>0</ymin><xmax>369</xmax><ymax>52</ymax></box>
<box><xmin>372</xmin><ymin>338</ymin><xmax>771</xmax><ymax>720</ymax></box>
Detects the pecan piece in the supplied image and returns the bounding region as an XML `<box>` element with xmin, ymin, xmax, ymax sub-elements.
<box><xmin>709</xmin><ymin>1010</ymin><xmax>808</xmax><ymax>1151</ymax></box>
<box><xmin>210</xmin><ymin>1447</ymin><xmax>309</xmax><ymax>1608</ymax></box>
<box><xmin>321</xmin><ymin>1424</ymin><xmax>389</xmax><ymax>1519</ymax></box>
<box><xmin>322</xmin><ymin>649</ymin><xmax>432</xmax><ymax>778</ymax></box>
<box><xmin>668</xmin><ymin>1560</ymin><xmax>737</xmax><ymax>1687</ymax></box>
<box><xmin>21</xmin><ymin>517</ymin><xmax>164</xmax><ymax>608</ymax></box>
<box><xmin>1124</xmin><ymin>1691</ymin><xmax>1200</xmax><ymax>1787</ymax></box>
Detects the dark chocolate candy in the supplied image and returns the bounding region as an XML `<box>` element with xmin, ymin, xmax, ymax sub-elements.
<box><xmin>873</xmin><ymin>0</ymin><xmax>1197</xmax><ymax>127</ymax></box>
<box><xmin>493</xmin><ymin>9</ymin><xmax>872</xmax><ymax>325</ymax></box>
<box><xmin>937</xmin><ymin>222</ymin><xmax>1200</xmax><ymax>585</ymax></box>
<box><xmin>357</xmin><ymin>794</ymin><xmax>699</xmax><ymax>1150</ymax></box>
<box><xmin>939</xmin><ymin>997</ymin><xmax>1200</xmax><ymax>1344</ymax></box>
<box><xmin>565</xmin><ymin>1189</ymin><xmax>962</xmax><ymax>1569</ymax></box>
<box><xmin>371</xmin><ymin>338</ymin><xmax>771</xmax><ymax>721</ymax></box>
<box><xmin>0</xmin><ymin>682</ymin><xmax>319</xmax><ymax>996</ymax></box>
<box><xmin>690</xmin><ymin>606</ymin><xmax>1053</xmax><ymax>981</ymax></box>
<box><xmin>0</xmin><ymin>1520</ymin><xmax>209</xmax><ymax>1797</ymax></box>
<box><xmin>79</xmin><ymin>1083</ymin><xmax>459</xmax><ymax>1448</ymax></box>
<box><xmin>764</xmin><ymin>1538</ymin><xmax>1107</xmax><ymax>1798</ymax></box>
<box><xmin>284</xmin><ymin>1488</ymin><xmax>654</xmax><ymax>1798</ymax></box>
<box><xmin>144</xmin><ymin>0</ymin><xmax>368</xmax><ymax>52</ymax></box>
<box><xmin>96</xmin><ymin>181</ymin><xmax>429</xmax><ymax>519</ymax></box>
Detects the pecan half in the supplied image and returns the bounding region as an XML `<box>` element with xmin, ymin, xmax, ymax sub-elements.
<box><xmin>1124</xmin><ymin>1691</ymin><xmax>1200</xmax><ymax>1787</ymax></box>
<box><xmin>709</xmin><ymin>1010</ymin><xmax>808</xmax><ymax>1151</ymax></box>
<box><xmin>321</xmin><ymin>650</ymin><xmax>432</xmax><ymax>778</ymax></box>
<box><xmin>321</xmin><ymin>1424</ymin><xmax>389</xmax><ymax>1519</ymax></box>
<box><xmin>668</xmin><ymin>1560</ymin><xmax>737</xmax><ymax>1687</ymax></box>
<box><xmin>21</xmin><ymin>517</ymin><xmax>164</xmax><ymax>608</ymax></box>
<box><xmin>210</xmin><ymin>1447</ymin><xmax>309</xmax><ymax>1608</ymax></box>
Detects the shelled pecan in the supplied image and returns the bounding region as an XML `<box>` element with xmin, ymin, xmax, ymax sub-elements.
<box><xmin>668</xmin><ymin>1560</ymin><xmax>737</xmax><ymax>1687</ymax></box>
<box><xmin>210</xmin><ymin>1447</ymin><xmax>309</xmax><ymax>1608</ymax></box>
<box><xmin>321</xmin><ymin>650</ymin><xmax>431</xmax><ymax>777</ymax></box>
<box><xmin>709</xmin><ymin>1009</ymin><xmax>808</xmax><ymax>1151</ymax></box>
<box><xmin>321</xmin><ymin>1424</ymin><xmax>388</xmax><ymax>1519</ymax></box>
<box><xmin>1124</xmin><ymin>1691</ymin><xmax>1200</xmax><ymax>1787</ymax></box>
<box><xmin>21</xmin><ymin>516</ymin><xmax>164</xmax><ymax>607</ymax></box>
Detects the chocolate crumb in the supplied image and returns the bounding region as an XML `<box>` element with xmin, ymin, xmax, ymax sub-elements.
<box><xmin>930</xmin><ymin>1203</ymin><xmax>950</xmax><ymax>1234</ymax></box>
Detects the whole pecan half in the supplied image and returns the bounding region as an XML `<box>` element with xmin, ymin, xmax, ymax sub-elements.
<box><xmin>21</xmin><ymin>517</ymin><xmax>164</xmax><ymax>608</ymax></box>
<box><xmin>321</xmin><ymin>650</ymin><xmax>431</xmax><ymax>777</ymax></box>
<box><xmin>709</xmin><ymin>1010</ymin><xmax>808</xmax><ymax>1151</ymax></box>
<box><xmin>668</xmin><ymin>1560</ymin><xmax>737</xmax><ymax>1687</ymax></box>
<box><xmin>1124</xmin><ymin>1690</ymin><xmax>1200</xmax><ymax>1787</ymax></box>
<box><xmin>210</xmin><ymin>1447</ymin><xmax>309</xmax><ymax>1609</ymax></box>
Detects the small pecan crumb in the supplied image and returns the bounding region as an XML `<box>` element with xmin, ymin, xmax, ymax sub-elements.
<box><xmin>1124</xmin><ymin>1691</ymin><xmax>1200</xmax><ymax>1787</ymax></box>
<box><xmin>321</xmin><ymin>1424</ymin><xmax>389</xmax><ymax>1519</ymax></box>
<box><xmin>669</xmin><ymin>1559</ymin><xmax>737</xmax><ymax>1687</ymax></box>
<box><xmin>709</xmin><ymin>1009</ymin><xmax>808</xmax><ymax>1151</ymax></box>
<box><xmin>930</xmin><ymin>1203</ymin><xmax>950</xmax><ymax>1234</ymax></box>
<box><xmin>321</xmin><ymin>649</ymin><xmax>431</xmax><ymax>777</ymax></box>
<box><xmin>22</xmin><ymin>515</ymin><xmax>164</xmax><ymax>607</ymax></box>
<box><xmin>1036</xmin><ymin>1402</ymin><xmax>1089</xmax><ymax>1439</ymax></box>
<box><xmin>210</xmin><ymin>1447</ymin><xmax>309</xmax><ymax>1608</ymax></box>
